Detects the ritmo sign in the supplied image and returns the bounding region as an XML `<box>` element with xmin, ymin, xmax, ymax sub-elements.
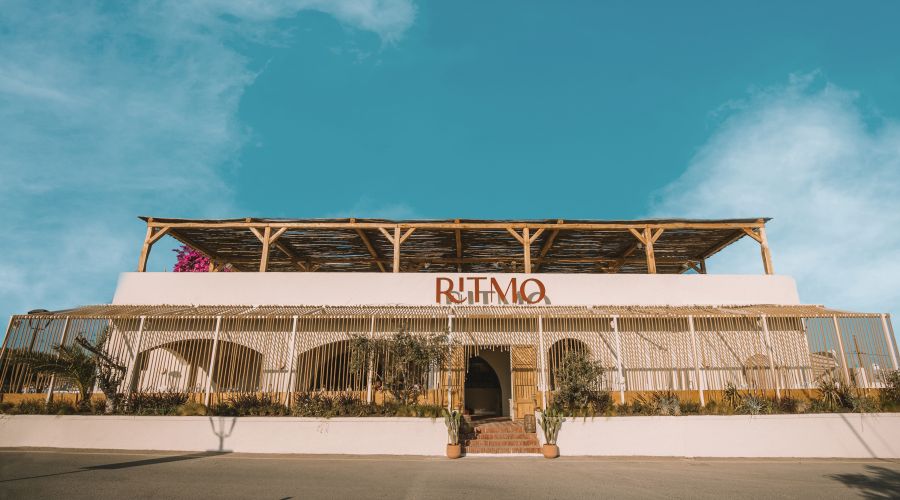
<box><xmin>435</xmin><ymin>277</ymin><xmax>547</xmax><ymax>305</ymax></box>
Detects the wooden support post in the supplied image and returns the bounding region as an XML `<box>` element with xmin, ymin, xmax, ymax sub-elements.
<box><xmin>124</xmin><ymin>316</ymin><xmax>146</xmax><ymax>396</ymax></box>
<box><xmin>137</xmin><ymin>220</ymin><xmax>171</xmax><ymax>272</ymax></box>
<box><xmin>699</xmin><ymin>259</ymin><xmax>707</xmax><ymax>274</ymax></box>
<box><xmin>612</xmin><ymin>316</ymin><xmax>625</xmax><ymax>405</ymax></box>
<box><xmin>259</xmin><ymin>226</ymin><xmax>271</xmax><ymax>272</ymax></box>
<box><xmin>354</xmin><ymin>228</ymin><xmax>386</xmax><ymax>272</ymax></box>
<box><xmin>687</xmin><ymin>315</ymin><xmax>705</xmax><ymax>406</ymax></box>
<box><xmin>881</xmin><ymin>314</ymin><xmax>899</xmax><ymax>370</ymax></box>
<box><xmin>523</xmin><ymin>227</ymin><xmax>531</xmax><ymax>273</ymax></box>
<box><xmin>392</xmin><ymin>226</ymin><xmax>401</xmax><ymax>272</ymax></box>
<box><xmin>284</xmin><ymin>315</ymin><xmax>299</xmax><ymax>407</ymax></box>
<box><xmin>760</xmin><ymin>315</ymin><xmax>781</xmax><ymax>399</ymax></box>
<box><xmin>832</xmin><ymin>315</ymin><xmax>852</xmax><ymax>385</ymax></box>
<box><xmin>204</xmin><ymin>316</ymin><xmax>222</xmax><ymax>407</ymax></box>
<box><xmin>45</xmin><ymin>317</ymin><xmax>71</xmax><ymax>403</ymax></box>
<box><xmin>454</xmin><ymin>219</ymin><xmax>463</xmax><ymax>273</ymax></box>
<box><xmin>758</xmin><ymin>226</ymin><xmax>774</xmax><ymax>275</ymax></box>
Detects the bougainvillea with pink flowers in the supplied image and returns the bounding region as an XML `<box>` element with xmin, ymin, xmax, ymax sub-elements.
<box><xmin>173</xmin><ymin>245</ymin><xmax>211</xmax><ymax>272</ymax></box>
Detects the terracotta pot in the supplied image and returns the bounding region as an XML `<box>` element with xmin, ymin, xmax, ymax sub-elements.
<box><xmin>542</xmin><ymin>444</ymin><xmax>560</xmax><ymax>459</ymax></box>
<box><xmin>446</xmin><ymin>444</ymin><xmax>462</xmax><ymax>459</ymax></box>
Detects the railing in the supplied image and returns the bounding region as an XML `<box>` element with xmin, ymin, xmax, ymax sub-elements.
<box><xmin>0</xmin><ymin>310</ymin><xmax>896</xmax><ymax>408</ymax></box>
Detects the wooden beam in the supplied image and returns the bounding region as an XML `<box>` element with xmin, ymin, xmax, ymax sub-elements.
<box><xmin>378</xmin><ymin>227</ymin><xmax>395</xmax><ymax>244</ymax></box>
<box><xmin>148</xmin><ymin>220</ymin><xmax>768</xmax><ymax>231</ymax></box>
<box><xmin>742</xmin><ymin>227</ymin><xmax>763</xmax><ymax>243</ymax></box>
<box><xmin>643</xmin><ymin>227</ymin><xmax>657</xmax><ymax>274</ymax></box>
<box><xmin>272</xmin><ymin>240</ymin><xmax>309</xmax><ymax>272</ymax></box>
<box><xmin>259</xmin><ymin>226</ymin><xmax>271</xmax><ymax>272</ymax></box>
<box><xmin>137</xmin><ymin>222</ymin><xmax>154</xmax><ymax>272</ymax></box>
<box><xmin>628</xmin><ymin>227</ymin><xmax>646</xmax><ymax>244</ymax></box>
<box><xmin>454</xmin><ymin>219</ymin><xmax>462</xmax><ymax>273</ymax></box>
<box><xmin>533</xmin><ymin>224</ymin><xmax>561</xmax><ymax>272</ymax></box>
<box><xmin>392</xmin><ymin>226</ymin><xmax>401</xmax><ymax>273</ymax></box>
<box><xmin>523</xmin><ymin>227</ymin><xmax>532</xmax><ymax>273</ymax></box>
<box><xmin>506</xmin><ymin>228</ymin><xmax>525</xmax><ymax>245</ymax></box>
<box><xmin>399</xmin><ymin>228</ymin><xmax>416</xmax><ymax>244</ymax></box>
<box><xmin>758</xmin><ymin>225</ymin><xmax>774</xmax><ymax>275</ymax></box>
<box><xmin>354</xmin><ymin>228</ymin><xmax>386</xmax><ymax>272</ymax></box>
<box><xmin>148</xmin><ymin>226</ymin><xmax>170</xmax><ymax>245</ymax></box>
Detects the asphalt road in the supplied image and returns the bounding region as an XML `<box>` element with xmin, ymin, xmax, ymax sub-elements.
<box><xmin>0</xmin><ymin>448</ymin><xmax>898</xmax><ymax>499</ymax></box>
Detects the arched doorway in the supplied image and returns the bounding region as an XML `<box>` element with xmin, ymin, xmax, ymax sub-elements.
<box><xmin>464</xmin><ymin>356</ymin><xmax>503</xmax><ymax>417</ymax></box>
<box><xmin>547</xmin><ymin>338</ymin><xmax>591</xmax><ymax>390</ymax></box>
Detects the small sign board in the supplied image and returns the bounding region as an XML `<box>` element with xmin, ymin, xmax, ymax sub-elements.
<box><xmin>523</xmin><ymin>414</ymin><xmax>536</xmax><ymax>433</ymax></box>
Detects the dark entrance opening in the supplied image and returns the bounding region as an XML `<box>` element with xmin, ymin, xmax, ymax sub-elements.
<box><xmin>464</xmin><ymin>356</ymin><xmax>502</xmax><ymax>417</ymax></box>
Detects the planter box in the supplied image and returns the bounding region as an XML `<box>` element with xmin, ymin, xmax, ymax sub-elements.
<box><xmin>0</xmin><ymin>415</ymin><xmax>446</xmax><ymax>456</ymax></box>
<box><xmin>541</xmin><ymin>413</ymin><xmax>900</xmax><ymax>458</ymax></box>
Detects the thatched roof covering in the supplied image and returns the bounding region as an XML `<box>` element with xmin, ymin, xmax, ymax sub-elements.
<box><xmin>22</xmin><ymin>303</ymin><xmax>875</xmax><ymax>320</ymax></box>
<box><xmin>140</xmin><ymin>217</ymin><xmax>772</xmax><ymax>274</ymax></box>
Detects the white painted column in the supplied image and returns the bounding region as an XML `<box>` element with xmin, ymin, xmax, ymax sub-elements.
<box><xmin>446</xmin><ymin>314</ymin><xmax>454</xmax><ymax>410</ymax></box>
<box><xmin>688</xmin><ymin>315</ymin><xmax>705</xmax><ymax>406</ymax></box>
<box><xmin>612</xmin><ymin>316</ymin><xmax>625</xmax><ymax>405</ymax></box>
<box><xmin>283</xmin><ymin>315</ymin><xmax>299</xmax><ymax>407</ymax></box>
<box><xmin>832</xmin><ymin>315</ymin><xmax>852</xmax><ymax>385</ymax></box>
<box><xmin>366</xmin><ymin>315</ymin><xmax>376</xmax><ymax>404</ymax></box>
<box><xmin>45</xmin><ymin>317</ymin><xmax>71</xmax><ymax>403</ymax></box>
<box><xmin>538</xmin><ymin>315</ymin><xmax>548</xmax><ymax>410</ymax></box>
<box><xmin>881</xmin><ymin>314</ymin><xmax>899</xmax><ymax>370</ymax></box>
<box><xmin>204</xmin><ymin>316</ymin><xmax>222</xmax><ymax>407</ymax></box>
<box><xmin>761</xmin><ymin>315</ymin><xmax>781</xmax><ymax>399</ymax></box>
<box><xmin>124</xmin><ymin>316</ymin><xmax>146</xmax><ymax>396</ymax></box>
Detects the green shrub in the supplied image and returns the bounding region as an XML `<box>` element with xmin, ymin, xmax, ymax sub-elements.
<box><xmin>736</xmin><ymin>394</ymin><xmax>771</xmax><ymax>415</ymax></box>
<box><xmin>878</xmin><ymin>370</ymin><xmax>900</xmax><ymax>408</ymax></box>
<box><xmin>124</xmin><ymin>392</ymin><xmax>190</xmax><ymax>415</ymax></box>
<box><xmin>0</xmin><ymin>402</ymin><xmax>14</xmax><ymax>414</ymax></box>
<box><xmin>15</xmin><ymin>399</ymin><xmax>46</xmax><ymax>415</ymax></box>
<box><xmin>633</xmin><ymin>391</ymin><xmax>681</xmax><ymax>416</ymax></box>
<box><xmin>552</xmin><ymin>351</ymin><xmax>612</xmax><ymax>416</ymax></box>
<box><xmin>227</xmin><ymin>394</ymin><xmax>288</xmax><ymax>416</ymax></box>
<box><xmin>176</xmin><ymin>402</ymin><xmax>208</xmax><ymax>416</ymax></box>
<box><xmin>45</xmin><ymin>400</ymin><xmax>76</xmax><ymax>415</ymax></box>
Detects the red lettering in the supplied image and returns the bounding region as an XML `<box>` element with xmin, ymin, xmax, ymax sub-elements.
<box><xmin>436</xmin><ymin>277</ymin><xmax>465</xmax><ymax>304</ymax></box>
<box><xmin>519</xmin><ymin>278</ymin><xmax>546</xmax><ymax>304</ymax></box>
<box><xmin>490</xmin><ymin>277</ymin><xmax>518</xmax><ymax>304</ymax></box>
<box><xmin>467</xmin><ymin>277</ymin><xmax>487</xmax><ymax>302</ymax></box>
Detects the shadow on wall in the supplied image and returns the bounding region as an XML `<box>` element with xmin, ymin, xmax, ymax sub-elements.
<box><xmin>209</xmin><ymin>416</ymin><xmax>237</xmax><ymax>452</ymax></box>
<box><xmin>828</xmin><ymin>465</ymin><xmax>900</xmax><ymax>499</ymax></box>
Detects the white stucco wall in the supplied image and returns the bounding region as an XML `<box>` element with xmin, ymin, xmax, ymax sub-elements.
<box><xmin>0</xmin><ymin>416</ymin><xmax>446</xmax><ymax>455</ymax></box>
<box><xmin>112</xmin><ymin>272</ymin><xmax>801</xmax><ymax>306</ymax></box>
<box><xmin>543</xmin><ymin>413</ymin><xmax>900</xmax><ymax>458</ymax></box>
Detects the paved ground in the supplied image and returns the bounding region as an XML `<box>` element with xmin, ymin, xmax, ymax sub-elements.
<box><xmin>0</xmin><ymin>449</ymin><xmax>898</xmax><ymax>499</ymax></box>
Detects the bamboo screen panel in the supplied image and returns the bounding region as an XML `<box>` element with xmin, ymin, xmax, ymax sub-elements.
<box><xmin>1</xmin><ymin>311</ymin><xmax>897</xmax><ymax>404</ymax></box>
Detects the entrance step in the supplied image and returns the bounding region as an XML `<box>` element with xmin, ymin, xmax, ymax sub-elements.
<box><xmin>462</xmin><ymin>419</ymin><xmax>540</xmax><ymax>455</ymax></box>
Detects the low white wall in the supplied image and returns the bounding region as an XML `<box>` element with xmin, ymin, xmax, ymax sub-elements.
<box><xmin>0</xmin><ymin>416</ymin><xmax>446</xmax><ymax>456</ymax></box>
<box><xmin>112</xmin><ymin>272</ymin><xmax>801</xmax><ymax>307</ymax></box>
<box><xmin>548</xmin><ymin>413</ymin><xmax>900</xmax><ymax>458</ymax></box>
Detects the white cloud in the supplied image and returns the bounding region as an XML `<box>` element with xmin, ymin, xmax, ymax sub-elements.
<box><xmin>653</xmin><ymin>74</ymin><xmax>900</xmax><ymax>317</ymax></box>
<box><xmin>0</xmin><ymin>1</ymin><xmax>415</xmax><ymax>319</ymax></box>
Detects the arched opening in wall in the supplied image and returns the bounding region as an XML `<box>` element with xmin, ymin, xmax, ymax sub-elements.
<box><xmin>133</xmin><ymin>340</ymin><xmax>263</xmax><ymax>395</ymax></box>
<box><xmin>464</xmin><ymin>356</ymin><xmax>502</xmax><ymax>417</ymax></box>
<box><xmin>742</xmin><ymin>353</ymin><xmax>773</xmax><ymax>391</ymax></box>
<box><xmin>295</xmin><ymin>341</ymin><xmax>364</xmax><ymax>392</ymax></box>
<box><xmin>548</xmin><ymin>338</ymin><xmax>590</xmax><ymax>390</ymax></box>
<box><xmin>810</xmin><ymin>351</ymin><xmax>839</xmax><ymax>383</ymax></box>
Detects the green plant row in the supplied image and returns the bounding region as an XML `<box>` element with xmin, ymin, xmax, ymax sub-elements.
<box><xmin>0</xmin><ymin>391</ymin><xmax>446</xmax><ymax>418</ymax></box>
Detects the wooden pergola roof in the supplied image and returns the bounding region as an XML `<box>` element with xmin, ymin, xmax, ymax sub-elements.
<box><xmin>138</xmin><ymin>217</ymin><xmax>774</xmax><ymax>274</ymax></box>
<box><xmin>19</xmin><ymin>304</ymin><xmax>877</xmax><ymax>320</ymax></box>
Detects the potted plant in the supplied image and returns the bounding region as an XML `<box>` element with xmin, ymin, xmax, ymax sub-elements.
<box><xmin>537</xmin><ymin>406</ymin><xmax>565</xmax><ymax>459</ymax></box>
<box><xmin>443</xmin><ymin>408</ymin><xmax>463</xmax><ymax>459</ymax></box>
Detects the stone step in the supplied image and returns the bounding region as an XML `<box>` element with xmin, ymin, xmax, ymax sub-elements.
<box><xmin>467</xmin><ymin>432</ymin><xmax>535</xmax><ymax>438</ymax></box>
<box><xmin>464</xmin><ymin>446</ymin><xmax>542</xmax><ymax>454</ymax></box>
<box><xmin>463</xmin><ymin>439</ymin><xmax>539</xmax><ymax>447</ymax></box>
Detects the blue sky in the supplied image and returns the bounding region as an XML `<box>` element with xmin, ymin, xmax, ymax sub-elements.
<box><xmin>1</xmin><ymin>1</ymin><xmax>899</xmax><ymax>328</ymax></box>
